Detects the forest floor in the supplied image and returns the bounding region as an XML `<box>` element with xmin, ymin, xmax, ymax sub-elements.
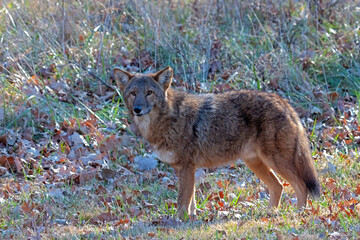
<box><xmin>0</xmin><ymin>0</ymin><xmax>359</xmax><ymax>239</ymax></box>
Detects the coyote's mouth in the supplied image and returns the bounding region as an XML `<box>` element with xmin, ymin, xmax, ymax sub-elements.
<box><xmin>134</xmin><ymin>109</ymin><xmax>151</xmax><ymax>117</ymax></box>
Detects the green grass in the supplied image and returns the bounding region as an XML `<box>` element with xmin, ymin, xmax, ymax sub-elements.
<box><xmin>0</xmin><ymin>0</ymin><xmax>360</xmax><ymax>239</ymax></box>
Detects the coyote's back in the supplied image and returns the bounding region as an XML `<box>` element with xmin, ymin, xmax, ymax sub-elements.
<box><xmin>113</xmin><ymin>66</ymin><xmax>320</xmax><ymax>220</ymax></box>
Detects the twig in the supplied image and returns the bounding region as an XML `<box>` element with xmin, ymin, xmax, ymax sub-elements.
<box><xmin>68</xmin><ymin>60</ymin><xmax>115</xmax><ymax>90</ymax></box>
<box><xmin>68</xmin><ymin>60</ymin><xmax>123</xmax><ymax>103</ymax></box>
<box><xmin>61</xmin><ymin>0</ymin><xmax>66</xmax><ymax>57</ymax></box>
<box><xmin>70</xmin><ymin>94</ymin><xmax>107</xmax><ymax>126</ymax></box>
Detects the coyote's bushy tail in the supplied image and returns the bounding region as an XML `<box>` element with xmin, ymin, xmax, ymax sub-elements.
<box><xmin>297</xmin><ymin>134</ymin><xmax>321</xmax><ymax>198</ymax></box>
<box><xmin>304</xmin><ymin>173</ymin><xmax>321</xmax><ymax>198</ymax></box>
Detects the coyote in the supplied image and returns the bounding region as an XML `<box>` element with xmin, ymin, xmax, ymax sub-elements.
<box><xmin>113</xmin><ymin>66</ymin><xmax>320</xmax><ymax>220</ymax></box>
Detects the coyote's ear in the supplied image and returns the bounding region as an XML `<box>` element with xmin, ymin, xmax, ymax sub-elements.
<box><xmin>113</xmin><ymin>67</ymin><xmax>133</xmax><ymax>91</ymax></box>
<box><xmin>153</xmin><ymin>66</ymin><xmax>173</xmax><ymax>91</ymax></box>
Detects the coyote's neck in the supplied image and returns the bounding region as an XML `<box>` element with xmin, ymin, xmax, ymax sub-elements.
<box><xmin>139</xmin><ymin>107</ymin><xmax>173</xmax><ymax>150</ymax></box>
<box><xmin>133</xmin><ymin>114</ymin><xmax>151</xmax><ymax>139</ymax></box>
<box><xmin>132</xmin><ymin>89</ymin><xmax>178</xmax><ymax>151</ymax></box>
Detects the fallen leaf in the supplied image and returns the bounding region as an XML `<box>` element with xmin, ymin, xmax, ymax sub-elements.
<box><xmin>91</xmin><ymin>212</ymin><xmax>119</xmax><ymax>224</ymax></box>
<box><xmin>21</xmin><ymin>201</ymin><xmax>35</xmax><ymax>214</ymax></box>
<box><xmin>282</xmin><ymin>182</ymin><xmax>290</xmax><ymax>187</ymax></box>
<box><xmin>100</xmin><ymin>168</ymin><xmax>117</xmax><ymax>180</ymax></box>
<box><xmin>0</xmin><ymin>166</ymin><xmax>7</xmax><ymax>176</ymax></box>
<box><xmin>218</xmin><ymin>191</ymin><xmax>224</xmax><ymax>199</ymax></box>
<box><xmin>199</xmin><ymin>182</ymin><xmax>211</xmax><ymax>192</ymax></box>
<box><xmin>355</xmin><ymin>184</ymin><xmax>360</xmax><ymax>195</ymax></box>
<box><xmin>80</xmin><ymin>169</ymin><xmax>98</xmax><ymax>185</ymax></box>
<box><xmin>216</xmin><ymin>179</ymin><xmax>223</xmax><ymax>189</ymax></box>
<box><xmin>151</xmin><ymin>216</ymin><xmax>180</xmax><ymax>226</ymax></box>
<box><xmin>113</xmin><ymin>218</ymin><xmax>130</xmax><ymax>227</ymax></box>
<box><xmin>129</xmin><ymin>206</ymin><xmax>143</xmax><ymax>217</ymax></box>
<box><xmin>157</xmin><ymin>227</ymin><xmax>175</xmax><ymax>234</ymax></box>
<box><xmin>327</xmin><ymin>92</ymin><xmax>339</xmax><ymax>103</ymax></box>
<box><xmin>0</xmin><ymin>156</ymin><xmax>15</xmax><ymax>169</ymax></box>
<box><xmin>147</xmin><ymin>232</ymin><xmax>156</xmax><ymax>237</ymax></box>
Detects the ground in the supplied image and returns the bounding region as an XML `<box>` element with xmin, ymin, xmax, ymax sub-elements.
<box><xmin>0</xmin><ymin>0</ymin><xmax>359</xmax><ymax>239</ymax></box>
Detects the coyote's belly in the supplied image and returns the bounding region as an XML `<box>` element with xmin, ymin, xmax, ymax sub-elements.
<box><xmin>153</xmin><ymin>148</ymin><xmax>177</xmax><ymax>164</ymax></box>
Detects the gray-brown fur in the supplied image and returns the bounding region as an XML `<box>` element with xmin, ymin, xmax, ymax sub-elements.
<box><xmin>114</xmin><ymin>66</ymin><xmax>320</xmax><ymax>220</ymax></box>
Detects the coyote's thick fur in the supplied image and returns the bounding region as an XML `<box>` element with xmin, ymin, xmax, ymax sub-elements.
<box><xmin>113</xmin><ymin>66</ymin><xmax>320</xmax><ymax>220</ymax></box>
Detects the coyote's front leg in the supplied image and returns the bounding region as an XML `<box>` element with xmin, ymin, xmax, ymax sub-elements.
<box><xmin>174</xmin><ymin>164</ymin><xmax>196</xmax><ymax>221</ymax></box>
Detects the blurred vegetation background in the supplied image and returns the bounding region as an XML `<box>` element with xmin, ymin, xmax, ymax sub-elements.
<box><xmin>1</xmin><ymin>0</ymin><xmax>359</xmax><ymax>123</ymax></box>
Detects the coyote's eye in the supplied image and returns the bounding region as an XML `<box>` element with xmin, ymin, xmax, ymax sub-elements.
<box><xmin>146</xmin><ymin>90</ymin><xmax>153</xmax><ymax>96</ymax></box>
<box><xmin>130</xmin><ymin>91</ymin><xmax>136</xmax><ymax>96</ymax></box>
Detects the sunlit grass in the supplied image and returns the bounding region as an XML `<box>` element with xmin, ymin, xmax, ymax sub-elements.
<box><xmin>0</xmin><ymin>0</ymin><xmax>359</xmax><ymax>239</ymax></box>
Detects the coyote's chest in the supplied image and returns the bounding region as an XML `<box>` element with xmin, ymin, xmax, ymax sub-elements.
<box><xmin>153</xmin><ymin>148</ymin><xmax>177</xmax><ymax>164</ymax></box>
<box><xmin>133</xmin><ymin>115</ymin><xmax>177</xmax><ymax>164</ymax></box>
<box><xmin>134</xmin><ymin>115</ymin><xmax>151</xmax><ymax>138</ymax></box>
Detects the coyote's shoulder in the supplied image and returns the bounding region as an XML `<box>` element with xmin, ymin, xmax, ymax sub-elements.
<box><xmin>113</xmin><ymin>66</ymin><xmax>320</xmax><ymax>221</ymax></box>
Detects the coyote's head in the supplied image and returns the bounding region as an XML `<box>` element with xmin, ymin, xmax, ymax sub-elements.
<box><xmin>113</xmin><ymin>67</ymin><xmax>173</xmax><ymax>117</ymax></box>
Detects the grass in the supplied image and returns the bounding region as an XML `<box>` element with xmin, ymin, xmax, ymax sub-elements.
<box><xmin>1</xmin><ymin>0</ymin><xmax>360</xmax><ymax>239</ymax></box>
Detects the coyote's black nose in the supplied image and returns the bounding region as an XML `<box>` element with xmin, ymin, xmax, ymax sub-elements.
<box><xmin>133</xmin><ymin>106</ymin><xmax>142</xmax><ymax>114</ymax></box>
